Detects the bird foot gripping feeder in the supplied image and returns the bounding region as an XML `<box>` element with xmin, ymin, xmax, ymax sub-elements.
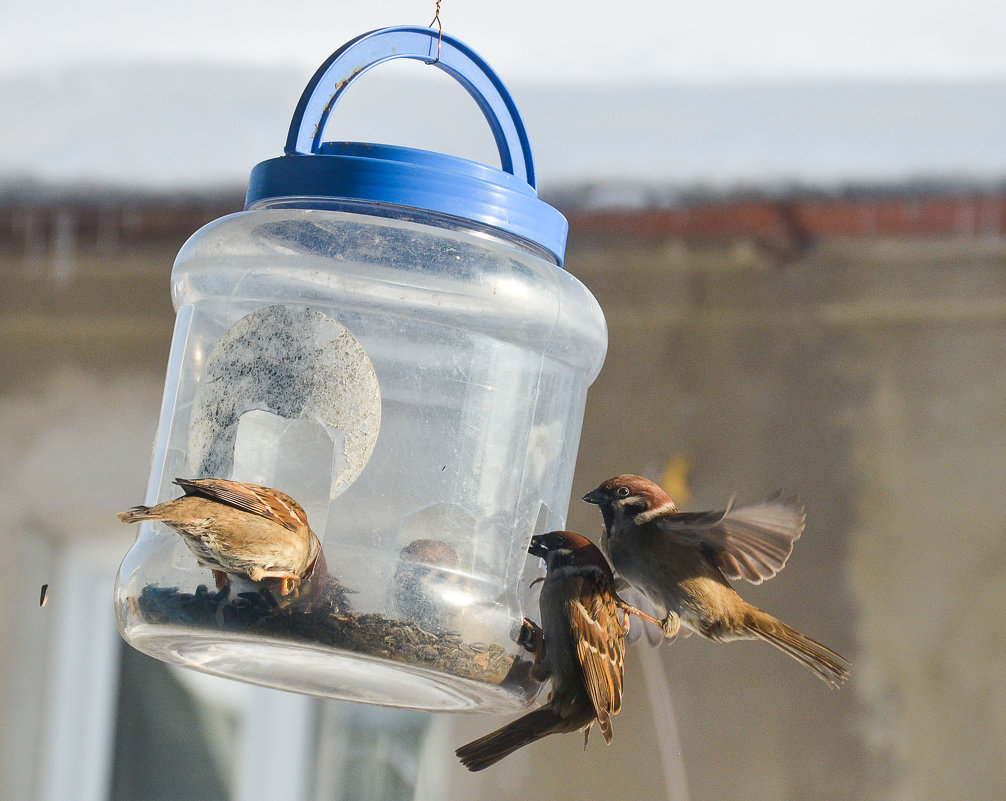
<box><xmin>114</xmin><ymin>26</ymin><xmax>607</xmax><ymax>713</ymax></box>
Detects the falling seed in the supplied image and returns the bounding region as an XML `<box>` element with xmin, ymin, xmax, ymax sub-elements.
<box><xmin>40</xmin><ymin>584</ymin><xmax>49</xmax><ymax>607</ymax></box>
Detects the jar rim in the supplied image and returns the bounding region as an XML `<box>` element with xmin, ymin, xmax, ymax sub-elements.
<box><xmin>245</xmin><ymin>142</ymin><xmax>569</xmax><ymax>267</ymax></box>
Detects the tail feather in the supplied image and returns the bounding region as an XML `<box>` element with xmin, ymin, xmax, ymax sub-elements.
<box><xmin>745</xmin><ymin>611</ymin><xmax>850</xmax><ymax>689</ymax></box>
<box><xmin>117</xmin><ymin>506</ymin><xmax>156</xmax><ymax>524</ymax></box>
<box><xmin>456</xmin><ymin>706</ymin><xmax>572</xmax><ymax>771</ymax></box>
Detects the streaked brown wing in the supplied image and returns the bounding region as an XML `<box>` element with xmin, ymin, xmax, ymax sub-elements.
<box><xmin>567</xmin><ymin>574</ymin><xmax>626</xmax><ymax>744</ymax></box>
<box><xmin>658</xmin><ymin>496</ymin><xmax>805</xmax><ymax>584</ymax></box>
<box><xmin>173</xmin><ymin>478</ymin><xmax>308</xmax><ymax>531</ymax></box>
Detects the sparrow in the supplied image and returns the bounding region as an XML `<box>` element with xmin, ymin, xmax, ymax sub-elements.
<box><xmin>456</xmin><ymin>530</ymin><xmax>654</xmax><ymax>771</ymax></box>
<box><xmin>117</xmin><ymin>477</ymin><xmax>323</xmax><ymax>596</ymax></box>
<box><xmin>583</xmin><ymin>474</ymin><xmax>850</xmax><ymax>688</ymax></box>
<box><xmin>392</xmin><ymin>538</ymin><xmax>462</xmax><ymax>632</ymax></box>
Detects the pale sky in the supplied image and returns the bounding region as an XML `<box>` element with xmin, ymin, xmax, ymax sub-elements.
<box><xmin>1</xmin><ymin>0</ymin><xmax>1003</xmax><ymax>82</ymax></box>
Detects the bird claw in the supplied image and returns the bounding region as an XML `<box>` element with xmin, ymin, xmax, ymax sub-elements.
<box><xmin>661</xmin><ymin>613</ymin><xmax>681</xmax><ymax>640</ymax></box>
<box><xmin>249</xmin><ymin>568</ymin><xmax>302</xmax><ymax>596</ymax></box>
<box><xmin>518</xmin><ymin>618</ymin><xmax>545</xmax><ymax>662</ymax></box>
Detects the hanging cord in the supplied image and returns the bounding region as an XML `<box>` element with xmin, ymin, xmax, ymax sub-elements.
<box><xmin>640</xmin><ymin>647</ymin><xmax>691</xmax><ymax>801</ymax></box>
<box><xmin>426</xmin><ymin>0</ymin><xmax>443</xmax><ymax>64</ymax></box>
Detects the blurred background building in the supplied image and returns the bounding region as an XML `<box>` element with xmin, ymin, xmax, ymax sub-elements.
<box><xmin>2</xmin><ymin>3</ymin><xmax>1005</xmax><ymax>799</ymax></box>
<box><xmin>3</xmin><ymin>182</ymin><xmax>1004</xmax><ymax>801</ymax></box>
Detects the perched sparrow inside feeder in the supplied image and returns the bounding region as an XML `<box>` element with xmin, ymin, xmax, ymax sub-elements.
<box><xmin>583</xmin><ymin>474</ymin><xmax>850</xmax><ymax>688</ymax></box>
<box><xmin>457</xmin><ymin>530</ymin><xmax>657</xmax><ymax>771</ymax></box>
<box><xmin>117</xmin><ymin>478</ymin><xmax>323</xmax><ymax>597</ymax></box>
<box><xmin>392</xmin><ymin>538</ymin><xmax>462</xmax><ymax>632</ymax></box>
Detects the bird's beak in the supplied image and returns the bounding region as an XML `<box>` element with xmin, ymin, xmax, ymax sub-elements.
<box><xmin>528</xmin><ymin>535</ymin><xmax>544</xmax><ymax>558</ymax></box>
<box><xmin>581</xmin><ymin>488</ymin><xmax>606</xmax><ymax>505</ymax></box>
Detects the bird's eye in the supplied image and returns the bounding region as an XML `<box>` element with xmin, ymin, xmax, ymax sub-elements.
<box><xmin>616</xmin><ymin>486</ymin><xmax>630</xmax><ymax>497</ymax></box>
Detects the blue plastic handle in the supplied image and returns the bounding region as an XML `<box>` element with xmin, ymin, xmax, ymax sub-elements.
<box><xmin>284</xmin><ymin>26</ymin><xmax>537</xmax><ymax>189</ymax></box>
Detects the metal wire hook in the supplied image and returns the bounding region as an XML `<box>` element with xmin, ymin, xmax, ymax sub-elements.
<box><xmin>426</xmin><ymin>0</ymin><xmax>443</xmax><ymax>65</ymax></box>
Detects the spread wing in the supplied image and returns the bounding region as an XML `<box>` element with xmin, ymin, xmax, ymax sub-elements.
<box><xmin>656</xmin><ymin>495</ymin><xmax>805</xmax><ymax>584</ymax></box>
<box><xmin>173</xmin><ymin>478</ymin><xmax>309</xmax><ymax>531</ymax></box>
<box><xmin>567</xmin><ymin>573</ymin><xmax>626</xmax><ymax>744</ymax></box>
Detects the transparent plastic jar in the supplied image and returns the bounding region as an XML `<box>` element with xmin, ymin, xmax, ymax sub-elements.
<box><xmin>114</xmin><ymin>27</ymin><xmax>607</xmax><ymax>713</ymax></box>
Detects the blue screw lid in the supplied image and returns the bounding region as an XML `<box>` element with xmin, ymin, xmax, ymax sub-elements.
<box><xmin>246</xmin><ymin>26</ymin><xmax>568</xmax><ymax>266</ymax></box>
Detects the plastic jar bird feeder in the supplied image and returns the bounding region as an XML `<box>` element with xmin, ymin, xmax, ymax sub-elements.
<box><xmin>114</xmin><ymin>26</ymin><xmax>607</xmax><ymax>713</ymax></box>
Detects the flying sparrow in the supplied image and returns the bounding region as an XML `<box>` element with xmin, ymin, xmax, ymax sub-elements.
<box><xmin>117</xmin><ymin>478</ymin><xmax>323</xmax><ymax>596</ymax></box>
<box><xmin>456</xmin><ymin>530</ymin><xmax>656</xmax><ymax>771</ymax></box>
<box><xmin>583</xmin><ymin>474</ymin><xmax>850</xmax><ymax>688</ymax></box>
